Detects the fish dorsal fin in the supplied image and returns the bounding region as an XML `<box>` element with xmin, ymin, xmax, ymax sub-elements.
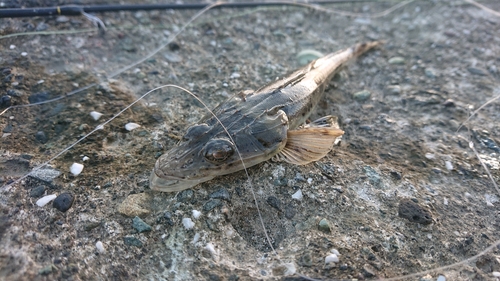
<box><xmin>273</xmin><ymin>116</ymin><xmax>344</xmax><ymax>165</ymax></box>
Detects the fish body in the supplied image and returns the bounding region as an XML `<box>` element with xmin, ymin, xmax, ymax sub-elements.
<box><xmin>150</xmin><ymin>42</ymin><xmax>381</xmax><ymax>192</ymax></box>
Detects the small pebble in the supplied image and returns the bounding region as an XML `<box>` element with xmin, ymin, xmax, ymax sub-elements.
<box><xmin>325</xmin><ymin>254</ymin><xmax>339</xmax><ymax>264</ymax></box>
<box><xmin>53</xmin><ymin>193</ymin><xmax>74</xmax><ymax>212</ymax></box>
<box><xmin>35</xmin><ymin>131</ymin><xmax>48</xmax><ymax>144</ymax></box>
<box><xmin>386</xmin><ymin>85</ymin><xmax>401</xmax><ymax>95</ymax></box>
<box><xmin>424</xmin><ymin>68</ymin><xmax>437</xmax><ymax>78</ymax></box>
<box><xmin>467</xmin><ymin>67</ymin><xmax>487</xmax><ymax>76</ymax></box>
<box><xmin>445</xmin><ymin>161</ymin><xmax>453</xmax><ymax>170</ymax></box>
<box><xmin>492</xmin><ymin>272</ymin><xmax>500</xmax><ymax>277</ymax></box>
<box><xmin>125</xmin><ymin>122</ymin><xmax>141</xmax><ymax>131</ymax></box>
<box><xmin>132</xmin><ymin>216</ymin><xmax>152</xmax><ymax>233</ymax></box>
<box><xmin>182</xmin><ymin>218</ymin><xmax>195</xmax><ymax>229</ymax></box>
<box><xmin>230</xmin><ymin>72</ymin><xmax>240</xmax><ymax>79</ymax></box>
<box><xmin>398</xmin><ymin>198</ymin><xmax>433</xmax><ymax>224</ymax></box>
<box><xmin>318</xmin><ymin>218</ymin><xmax>331</xmax><ymax>233</ymax></box>
<box><xmin>209</xmin><ymin>188</ymin><xmax>231</xmax><ymax>201</ymax></box>
<box><xmin>82</xmin><ymin>156</ymin><xmax>89</xmax><ymax>161</ymax></box>
<box><xmin>21</xmin><ymin>52</ymin><xmax>28</xmax><ymax>56</ymax></box>
<box><xmin>90</xmin><ymin>111</ymin><xmax>103</xmax><ymax>121</ymax></box>
<box><xmin>353</xmin><ymin>90</ymin><xmax>371</xmax><ymax>101</ymax></box>
<box><xmin>192</xmin><ymin>210</ymin><xmax>201</xmax><ymax>219</ymax></box>
<box><xmin>388</xmin><ymin>57</ymin><xmax>405</xmax><ymax>65</ymax></box>
<box><xmin>203</xmin><ymin>199</ymin><xmax>222</xmax><ymax>212</ymax></box>
<box><xmin>36</xmin><ymin>194</ymin><xmax>57</xmax><ymax>207</ymax></box>
<box><xmin>292</xmin><ymin>190</ymin><xmax>303</xmax><ymax>200</ymax></box>
<box><xmin>70</xmin><ymin>163</ymin><xmax>84</xmax><ymax>176</ymax></box>
<box><xmin>9</xmin><ymin>45</ymin><xmax>15</xmax><ymax>49</ymax></box>
<box><xmin>30</xmin><ymin>185</ymin><xmax>45</xmax><ymax>198</ymax></box>
<box><xmin>296</xmin><ymin>49</ymin><xmax>324</xmax><ymax>66</ymax></box>
<box><xmin>437</xmin><ymin>275</ymin><xmax>446</xmax><ymax>281</ymax></box>
<box><xmin>95</xmin><ymin>241</ymin><xmax>105</xmax><ymax>253</ymax></box>
<box><xmin>123</xmin><ymin>236</ymin><xmax>143</xmax><ymax>247</ymax></box>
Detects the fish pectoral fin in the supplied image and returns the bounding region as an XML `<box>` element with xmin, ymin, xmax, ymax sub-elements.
<box><xmin>274</xmin><ymin>116</ymin><xmax>344</xmax><ymax>165</ymax></box>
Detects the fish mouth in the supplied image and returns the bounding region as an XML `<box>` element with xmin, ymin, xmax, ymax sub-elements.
<box><xmin>149</xmin><ymin>169</ymin><xmax>213</xmax><ymax>192</ymax></box>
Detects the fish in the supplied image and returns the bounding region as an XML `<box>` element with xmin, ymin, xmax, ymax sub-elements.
<box><xmin>150</xmin><ymin>41</ymin><xmax>382</xmax><ymax>192</ymax></box>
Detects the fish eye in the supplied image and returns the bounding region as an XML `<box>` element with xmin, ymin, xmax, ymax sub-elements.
<box><xmin>203</xmin><ymin>139</ymin><xmax>234</xmax><ymax>163</ymax></box>
<box><xmin>183</xmin><ymin>124</ymin><xmax>210</xmax><ymax>142</ymax></box>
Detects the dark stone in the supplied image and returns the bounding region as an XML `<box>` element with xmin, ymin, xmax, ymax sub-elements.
<box><xmin>398</xmin><ymin>198</ymin><xmax>433</xmax><ymax>224</ymax></box>
<box><xmin>163</xmin><ymin>211</ymin><xmax>174</xmax><ymax>226</ymax></box>
<box><xmin>390</xmin><ymin>171</ymin><xmax>402</xmax><ymax>180</ymax></box>
<box><xmin>468</xmin><ymin>67</ymin><xmax>487</xmax><ymax>76</ymax></box>
<box><xmin>176</xmin><ymin>189</ymin><xmax>194</xmax><ymax>203</ymax></box>
<box><xmin>35</xmin><ymin>131</ymin><xmax>48</xmax><ymax>144</ymax></box>
<box><xmin>30</xmin><ymin>185</ymin><xmax>45</xmax><ymax>198</ymax></box>
<box><xmin>209</xmin><ymin>188</ymin><xmax>231</xmax><ymax>201</ymax></box>
<box><xmin>284</xmin><ymin>205</ymin><xmax>295</xmax><ymax>219</ymax></box>
<box><xmin>168</xmin><ymin>42</ymin><xmax>180</xmax><ymax>51</ymax></box>
<box><xmin>132</xmin><ymin>216</ymin><xmax>152</xmax><ymax>233</ymax></box>
<box><xmin>2</xmin><ymin>124</ymin><xmax>12</xmax><ymax>133</ymax></box>
<box><xmin>28</xmin><ymin>91</ymin><xmax>49</xmax><ymax>104</ymax></box>
<box><xmin>266</xmin><ymin>196</ymin><xmax>281</xmax><ymax>211</ymax></box>
<box><xmin>20</xmin><ymin>154</ymin><xmax>33</xmax><ymax>160</ymax></box>
<box><xmin>0</xmin><ymin>95</ymin><xmax>11</xmax><ymax>107</ymax></box>
<box><xmin>123</xmin><ymin>236</ymin><xmax>143</xmax><ymax>247</ymax></box>
<box><xmin>53</xmin><ymin>193</ymin><xmax>74</xmax><ymax>212</ymax></box>
<box><xmin>203</xmin><ymin>199</ymin><xmax>222</xmax><ymax>212</ymax></box>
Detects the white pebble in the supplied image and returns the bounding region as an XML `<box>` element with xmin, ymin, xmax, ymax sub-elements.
<box><xmin>82</xmin><ymin>156</ymin><xmax>89</xmax><ymax>161</ymax></box>
<box><xmin>36</xmin><ymin>194</ymin><xmax>57</xmax><ymax>207</ymax></box>
<box><xmin>192</xmin><ymin>210</ymin><xmax>201</xmax><ymax>219</ymax></box>
<box><xmin>21</xmin><ymin>52</ymin><xmax>28</xmax><ymax>56</ymax></box>
<box><xmin>182</xmin><ymin>218</ymin><xmax>195</xmax><ymax>229</ymax></box>
<box><xmin>230</xmin><ymin>72</ymin><xmax>240</xmax><ymax>79</ymax></box>
<box><xmin>437</xmin><ymin>275</ymin><xmax>446</xmax><ymax>281</ymax></box>
<box><xmin>307</xmin><ymin>178</ymin><xmax>313</xmax><ymax>184</ymax></box>
<box><xmin>205</xmin><ymin>242</ymin><xmax>217</xmax><ymax>259</ymax></box>
<box><xmin>445</xmin><ymin>161</ymin><xmax>453</xmax><ymax>170</ymax></box>
<box><xmin>492</xmin><ymin>272</ymin><xmax>500</xmax><ymax>277</ymax></box>
<box><xmin>10</xmin><ymin>45</ymin><xmax>15</xmax><ymax>49</ymax></box>
<box><xmin>443</xmin><ymin>198</ymin><xmax>448</xmax><ymax>205</ymax></box>
<box><xmin>192</xmin><ymin>233</ymin><xmax>200</xmax><ymax>244</ymax></box>
<box><xmin>325</xmin><ymin>254</ymin><xmax>339</xmax><ymax>264</ymax></box>
<box><xmin>70</xmin><ymin>163</ymin><xmax>84</xmax><ymax>176</ymax></box>
<box><xmin>37</xmin><ymin>80</ymin><xmax>44</xmax><ymax>84</ymax></box>
<box><xmin>291</xmin><ymin>190</ymin><xmax>303</xmax><ymax>200</ymax></box>
<box><xmin>331</xmin><ymin>249</ymin><xmax>340</xmax><ymax>255</ymax></box>
<box><xmin>90</xmin><ymin>111</ymin><xmax>103</xmax><ymax>121</ymax></box>
<box><xmin>96</xmin><ymin>241</ymin><xmax>106</xmax><ymax>253</ymax></box>
<box><xmin>125</xmin><ymin>122</ymin><xmax>141</xmax><ymax>131</ymax></box>
<box><xmin>425</xmin><ymin>153</ymin><xmax>435</xmax><ymax>159</ymax></box>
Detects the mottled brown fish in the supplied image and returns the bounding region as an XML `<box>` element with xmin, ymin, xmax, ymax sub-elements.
<box><xmin>150</xmin><ymin>42</ymin><xmax>382</xmax><ymax>192</ymax></box>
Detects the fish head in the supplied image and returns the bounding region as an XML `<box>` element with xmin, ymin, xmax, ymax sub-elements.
<box><xmin>150</xmin><ymin>107</ymin><xmax>289</xmax><ymax>192</ymax></box>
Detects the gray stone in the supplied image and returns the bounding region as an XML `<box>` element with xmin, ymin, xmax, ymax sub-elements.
<box><xmin>123</xmin><ymin>236</ymin><xmax>143</xmax><ymax>247</ymax></box>
<box><xmin>353</xmin><ymin>90</ymin><xmax>371</xmax><ymax>101</ymax></box>
<box><xmin>132</xmin><ymin>216</ymin><xmax>152</xmax><ymax>233</ymax></box>
<box><xmin>30</xmin><ymin>186</ymin><xmax>45</xmax><ymax>198</ymax></box>
<box><xmin>318</xmin><ymin>218</ymin><xmax>331</xmax><ymax>233</ymax></box>
<box><xmin>388</xmin><ymin>57</ymin><xmax>405</xmax><ymax>65</ymax></box>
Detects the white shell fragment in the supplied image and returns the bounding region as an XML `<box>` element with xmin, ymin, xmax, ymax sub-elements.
<box><xmin>36</xmin><ymin>194</ymin><xmax>57</xmax><ymax>207</ymax></box>
<box><xmin>182</xmin><ymin>218</ymin><xmax>195</xmax><ymax>229</ymax></box>
<box><xmin>90</xmin><ymin>111</ymin><xmax>103</xmax><ymax>121</ymax></box>
<box><xmin>96</xmin><ymin>241</ymin><xmax>106</xmax><ymax>253</ymax></box>
<box><xmin>192</xmin><ymin>210</ymin><xmax>201</xmax><ymax>219</ymax></box>
<box><xmin>82</xmin><ymin>156</ymin><xmax>89</xmax><ymax>161</ymax></box>
<box><xmin>125</xmin><ymin>122</ymin><xmax>141</xmax><ymax>131</ymax></box>
<box><xmin>325</xmin><ymin>254</ymin><xmax>339</xmax><ymax>264</ymax></box>
<box><xmin>70</xmin><ymin>163</ymin><xmax>84</xmax><ymax>176</ymax></box>
<box><xmin>291</xmin><ymin>190</ymin><xmax>303</xmax><ymax>200</ymax></box>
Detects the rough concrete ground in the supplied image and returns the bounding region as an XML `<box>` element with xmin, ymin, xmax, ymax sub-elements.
<box><xmin>1</xmin><ymin>0</ymin><xmax>500</xmax><ymax>280</ymax></box>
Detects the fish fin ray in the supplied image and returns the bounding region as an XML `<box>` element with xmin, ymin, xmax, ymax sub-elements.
<box><xmin>275</xmin><ymin>116</ymin><xmax>344</xmax><ymax>165</ymax></box>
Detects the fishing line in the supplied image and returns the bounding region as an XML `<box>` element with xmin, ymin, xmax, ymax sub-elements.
<box><xmin>0</xmin><ymin>0</ymin><xmax>415</xmax><ymax>117</ymax></box>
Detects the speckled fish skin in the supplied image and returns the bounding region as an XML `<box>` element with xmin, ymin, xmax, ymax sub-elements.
<box><xmin>150</xmin><ymin>42</ymin><xmax>381</xmax><ymax>192</ymax></box>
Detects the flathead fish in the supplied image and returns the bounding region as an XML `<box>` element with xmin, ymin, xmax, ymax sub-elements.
<box><xmin>150</xmin><ymin>42</ymin><xmax>381</xmax><ymax>192</ymax></box>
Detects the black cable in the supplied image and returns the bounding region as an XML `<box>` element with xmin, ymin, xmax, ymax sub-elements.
<box><xmin>0</xmin><ymin>0</ymin><xmax>379</xmax><ymax>18</ymax></box>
